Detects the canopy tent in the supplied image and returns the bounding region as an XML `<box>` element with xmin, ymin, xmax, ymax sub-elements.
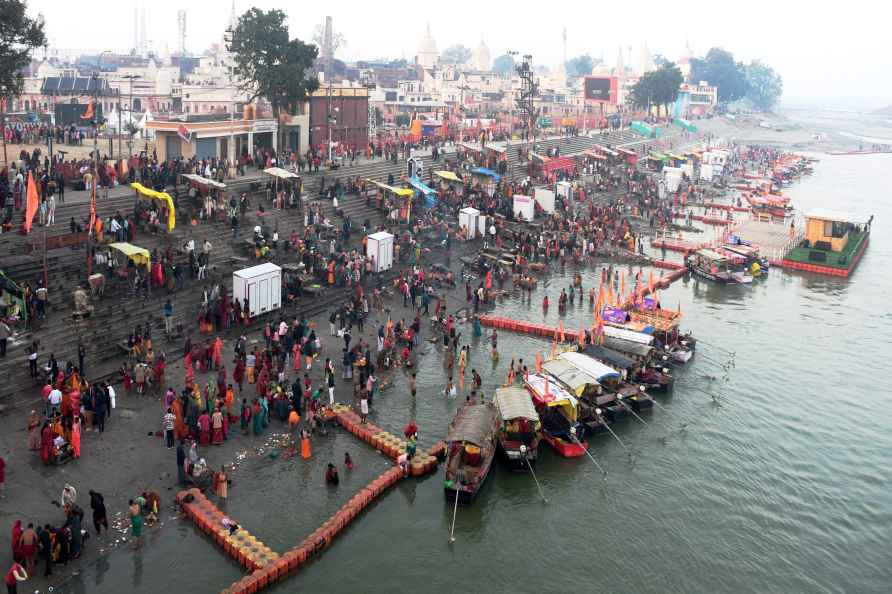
<box><xmin>109</xmin><ymin>242</ymin><xmax>150</xmax><ymax>269</ymax></box>
<box><xmin>558</xmin><ymin>352</ymin><xmax>621</xmax><ymax>383</ymax></box>
<box><xmin>445</xmin><ymin>404</ymin><xmax>498</xmax><ymax>446</ymax></box>
<box><xmin>130</xmin><ymin>183</ymin><xmax>175</xmax><ymax>232</ymax></box>
<box><xmin>407</xmin><ymin>176</ymin><xmax>437</xmax><ymax>196</ymax></box>
<box><xmin>434</xmin><ymin>170</ymin><xmax>462</xmax><ymax>182</ymax></box>
<box><xmin>649</xmin><ymin>152</ymin><xmax>670</xmax><ymax>163</ymax></box>
<box><xmin>365</xmin><ymin>179</ymin><xmax>414</xmax><ymax>197</ymax></box>
<box><xmin>493</xmin><ymin>387</ymin><xmax>540</xmax><ymax>422</ymax></box>
<box><xmin>602</xmin><ymin>325</ymin><xmax>654</xmax><ymax>345</ymax></box>
<box><xmin>525</xmin><ymin>374</ymin><xmax>580</xmax><ymax>422</ymax></box>
<box><xmin>181</xmin><ymin>173</ymin><xmax>226</xmax><ymax>189</ymax></box>
<box><xmin>366</xmin><ymin>179</ymin><xmax>416</xmax><ymax>222</ymax></box>
<box><xmin>665</xmin><ymin>152</ymin><xmax>687</xmax><ymax>161</ymax></box>
<box><xmin>583</xmin><ymin>345</ymin><xmax>636</xmax><ymax>371</ymax></box>
<box><xmin>584</xmin><ymin>150</ymin><xmax>607</xmax><ymax>161</ymax></box>
<box><xmin>525</xmin><ymin>373</ymin><xmax>573</xmax><ymax>405</ymax></box>
<box><xmin>542</xmin><ymin>359</ymin><xmax>601</xmax><ymax>397</ymax></box>
<box><xmin>408</xmin><ymin>176</ymin><xmax>437</xmax><ymax>208</ymax></box>
<box><xmin>602</xmin><ymin>337</ymin><xmax>653</xmax><ymax>359</ymax></box>
<box><xmin>263</xmin><ymin>167</ymin><xmax>300</xmax><ymax>180</ymax></box>
<box><xmin>543</xmin><ymin>157</ymin><xmax>575</xmax><ymax>173</ymax></box>
<box><xmin>592</xmin><ymin>144</ymin><xmax>618</xmax><ymax>157</ymax></box>
<box><xmin>470</xmin><ymin>167</ymin><xmax>501</xmax><ymax>182</ymax></box>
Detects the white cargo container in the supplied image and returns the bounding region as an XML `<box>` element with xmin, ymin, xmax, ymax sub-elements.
<box><xmin>459</xmin><ymin>207</ymin><xmax>482</xmax><ymax>239</ymax></box>
<box><xmin>232</xmin><ymin>263</ymin><xmax>282</xmax><ymax>318</ymax></box>
<box><xmin>513</xmin><ymin>195</ymin><xmax>535</xmax><ymax>221</ymax></box>
<box><xmin>536</xmin><ymin>187</ymin><xmax>557</xmax><ymax>213</ymax></box>
<box><xmin>366</xmin><ymin>231</ymin><xmax>394</xmax><ymax>272</ymax></box>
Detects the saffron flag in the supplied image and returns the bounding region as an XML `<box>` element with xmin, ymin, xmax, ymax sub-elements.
<box><xmin>620</xmin><ymin>272</ymin><xmax>626</xmax><ymax>301</ymax></box>
<box><xmin>558</xmin><ymin>321</ymin><xmax>565</xmax><ymax>342</ymax></box>
<box><xmin>535</xmin><ymin>352</ymin><xmax>542</xmax><ymax>374</ymax></box>
<box><xmin>578</xmin><ymin>325</ymin><xmax>585</xmax><ymax>346</ymax></box>
<box><xmin>648</xmin><ymin>270</ymin><xmax>654</xmax><ymax>295</ymax></box>
<box><xmin>485</xmin><ymin>269</ymin><xmax>492</xmax><ymax>289</ymax></box>
<box><xmin>80</xmin><ymin>99</ymin><xmax>94</xmax><ymax>121</ymax></box>
<box><xmin>23</xmin><ymin>172</ymin><xmax>39</xmax><ymax>233</ymax></box>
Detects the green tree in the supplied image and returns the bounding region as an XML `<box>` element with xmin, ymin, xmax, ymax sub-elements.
<box><xmin>690</xmin><ymin>48</ymin><xmax>748</xmax><ymax>102</ymax></box>
<box><xmin>492</xmin><ymin>54</ymin><xmax>515</xmax><ymax>75</ymax></box>
<box><xmin>631</xmin><ymin>62</ymin><xmax>683</xmax><ymax>116</ymax></box>
<box><xmin>0</xmin><ymin>0</ymin><xmax>46</xmax><ymax>99</ymax></box>
<box><xmin>565</xmin><ymin>54</ymin><xmax>595</xmax><ymax>78</ymax></box>
<box><xmin>745</xmin><ymin>60</ymin><xmax>783</xmax><ymax>111</ymax></box>
<box><xmin>440</xmin><ymin>45</ymin><xmax>472</xmax><ymax>65</ymax></box>
<box><xmin>228</xmin><ymin>8</ymin><xmax>319</xmax><ymax>153</ymax></box>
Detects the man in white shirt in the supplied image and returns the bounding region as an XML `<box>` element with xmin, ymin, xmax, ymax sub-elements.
<box><xmin>47</xmin><ymin>388</ymin><xmax>62</xmax><ymax>417</ymax></box>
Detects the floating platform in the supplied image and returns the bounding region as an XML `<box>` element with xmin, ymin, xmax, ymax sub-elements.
<box><xmin>731</xmin><ymin>219</ymin><xmax>800</xmax><ymax>265</ymax></box>
<box><xmin>651</xmin><ymin>238</ymin><xmax>704</xmax><ymax>253</ymax></box>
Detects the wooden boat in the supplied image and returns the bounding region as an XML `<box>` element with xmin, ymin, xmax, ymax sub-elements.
<box><xmin>493</xmin><ymin>387</ymin><xmax>541</xmax><ymax>471</ymax></box>
<box><xmin>444</xmin><ymin>402</ymin><xmax>500</xmax><ymax>504</ymax></box>
<box><xmin>559</xmin><ymin>351</ymin><xmax>655</xmax><ymax>413</ymax></box>
<box><xmin>686</xmin><ymin>248</ymin><xmax>752</xmax><ymax>284</ymax></box>
<box><xmin>524</xmin><ymin>374</ymin><xmax>588</xmax><ymax>457</ymax></box>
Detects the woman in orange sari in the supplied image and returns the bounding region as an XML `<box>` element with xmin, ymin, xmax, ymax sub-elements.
<box><xmin>172</xmin><ymin>396</ymin><xmax>188</xmax><ymax>441</ymax></box>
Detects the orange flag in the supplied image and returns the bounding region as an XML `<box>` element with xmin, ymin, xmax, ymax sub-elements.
<box><xmin>23</xmin><ymin>172</ymin><xmax>39</xmax><ymax>233</ymax></box>
<box><xmin>607</xmin><ymin>284</ymin><xmax>615</xmax><ymax>307</ymax></box>
<box><xmin>535</xmin><ymin>352</ymin><xmax>542</xmax><ymax>373</ymax></box>
<box><xmin>577</xmin><ymin>325</ymin><xmax>585</xmax><ymax>346</ymax></box>
<box><xmin>80</xmin><ymin>98</ymin><xmax>94</xmax><ymax>121</ymax></box>
<box><xmin>648</xmin><ymin>270</ymin><xmax>655</xmax><ymax>294</ymax></box>
<box><xmin>620</xmin><ymin>271</ymin><xmax>626</xmax><ymax>300</ymax></box>
<box><xmin>558</xmin><ymin>321</ymin><xmax>565</xmax><ymax>342</ymax></box>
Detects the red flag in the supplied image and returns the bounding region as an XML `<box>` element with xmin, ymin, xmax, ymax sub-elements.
<box><xmin>88</xmin><ymin>182</ymin><xmax>97</xmax><ymax>235</ymax></box>
<box><xmin>485</xmin><ymin>269</ymin><xmax>492</xmax><ymax>289</ymax></box>
<box><xmin>23</xmin><ymin>172</ymin><xmax>39</xmax><ymax>233</ymax></box>
<box><xmin>80</xmin><ymin>99</ymin><xmax>94</xmax><ymax>121</ymax></box>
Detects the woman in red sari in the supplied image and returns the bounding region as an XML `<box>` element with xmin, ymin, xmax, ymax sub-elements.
<box><xmin>40</xmin><ymin>422</ymin><xmax>53</xmax><ymax>465</ymax></box>
<box><xmin>197</xmin><ymin>411</ymin><xmax>210</xmax><ymax>446</ymax></box>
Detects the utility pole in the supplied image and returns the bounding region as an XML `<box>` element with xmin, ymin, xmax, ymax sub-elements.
<box><xmin>122</xmin><ymin>74</ymin><xmax>141</xmax><ymax>157</ymax></box>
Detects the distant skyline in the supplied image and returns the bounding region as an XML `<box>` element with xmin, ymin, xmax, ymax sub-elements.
<box><xmin>25</xmin><ymin>0</ymin><xmax>891</xmax><ymax>111</ymax></box>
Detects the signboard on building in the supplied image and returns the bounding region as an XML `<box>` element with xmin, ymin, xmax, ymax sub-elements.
<box><xmin>54</xmin><ymin>103</ymin><xmax>105</xmax><ymax>127</ymax></box>
<box><xmin>177</xmin><ymin>124</ymin><xmax>192</xmax><ymax>143</ymax></box>
<box><xmin>583</xmin><ymin>76</ymin><xmax>619</xmax><ymax>104</ymax></box>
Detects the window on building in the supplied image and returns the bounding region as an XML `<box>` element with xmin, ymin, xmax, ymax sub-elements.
<box><xmin>823</xmin><ymin>220</ymin><xmax>847</xmax><ymax>239</ymax></box>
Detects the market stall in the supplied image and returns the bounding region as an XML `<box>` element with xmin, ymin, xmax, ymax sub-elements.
<box><xmin>130</xmin><ymin>183</ymin><xmax>176</xmax><ymax>232</ymax></box>
<box><xmin>179</xmin><ymin>173</ymin><xmax>227</xmax><ymax>223</ymax></box>
<box><xmin>366</xmin><ymin>179</ymin><xmax>417</xmax><ymax>223</ymax></box>
<box><xmin>263</xmin><ymin>167</ymin><xmax>303</xmax><ymax>207</ymax></box>
<box><xmin>407</xmin><ymin>176</ymin><xmax>438</xmax><ymax>208</ymax></box>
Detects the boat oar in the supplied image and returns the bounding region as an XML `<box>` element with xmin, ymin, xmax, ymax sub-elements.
<box><xmin>569</xmin><ymin>427</ymin><xmax>607</xmax><ymax>477</ymax></box>
<box><xmin>448</xmin><ymin>481</ymin><xmax>460</xmax><ymax>544</ymax></box>
<box><xmin>521</xmin><ymin>445</ymin><xmax>548</xmax><ymax>503</ymax></box>
<box><xmin>615</xmin><ymin>394</ymin><xmax>649</xmax><ymax>426</ymax></box>
<box><xmin>594</xmin><ymin>408</ymin><xmax>630</xmax><ymax>454</ymax></box>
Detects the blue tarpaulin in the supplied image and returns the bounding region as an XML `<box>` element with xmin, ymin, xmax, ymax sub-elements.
<box><xmin>408</xmin><ymin>177</ymin><xmax>438</xmax><ymax>207</ymax></box>
<box><xmin>471</xmin><ymin>167</ymin><xmax>501</xmax><ymax>182</ymax></box>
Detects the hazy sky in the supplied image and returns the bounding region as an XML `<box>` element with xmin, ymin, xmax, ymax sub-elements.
<box><xmin>27</xmin><ymin>0</ymin><xmax>891</xmax><ymax>110</ymax></box>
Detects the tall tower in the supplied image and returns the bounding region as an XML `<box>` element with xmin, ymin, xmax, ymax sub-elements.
<box><xmin>561</xmin><ymin>27</ymin><xmax>567</xmax><ymax>70</ymax></box>
<box><xmin>139</xmin><ymin>3</ymin><xmax>148</xmax><ymax>56</ymax></box>
<box><xmin>229</xmin><ymin>0</ymin><xmax>237</xmax><ymax>32</ymax></box>
<box><xmin>177</xmin><ymin>10</ymin><xmax>187</xmax><ymax>56</ymax></box>
<box><xmin>322</xmin><ymin>16</ymin><xmax>334</xmax><ymax>65</ymax></box>
<box><xmin>133</xmin><ymin>3</ymin><xmax>139</xmax><ymax>54</ymax></box>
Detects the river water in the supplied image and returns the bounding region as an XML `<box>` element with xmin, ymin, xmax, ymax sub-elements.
<box><xmin>56</xmin><ymin>153</ymin><xmax>891</xmax><ymax>594</ymax></box>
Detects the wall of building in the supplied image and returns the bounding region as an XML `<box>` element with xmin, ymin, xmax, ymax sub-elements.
<box><xmin>308</xmin><ymin>88</ymin><xmax>369</xmax><ymax>151</ymax></box>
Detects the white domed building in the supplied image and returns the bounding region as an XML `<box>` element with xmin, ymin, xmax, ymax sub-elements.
<box><xmin>416</xmin><ymin>23</ymin><xmax>439</xmax><ymax>69</ymax></box>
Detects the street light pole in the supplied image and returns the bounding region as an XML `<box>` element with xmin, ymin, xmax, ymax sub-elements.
<box><xmin>122</xmin><ymin>74</ymin><xmax>141</xmax><ymax>157</ymax></box>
